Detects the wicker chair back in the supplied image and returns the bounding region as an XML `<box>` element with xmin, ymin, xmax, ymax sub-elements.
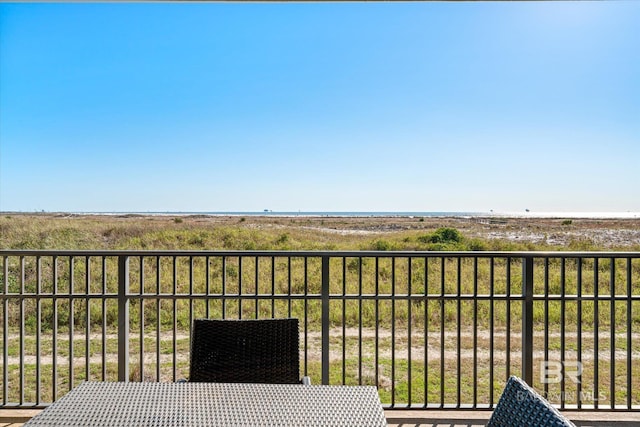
<box><xmin>189</xmin><ymin>318</ymin><xmax>301</xmax><ymax>384</ymax></box>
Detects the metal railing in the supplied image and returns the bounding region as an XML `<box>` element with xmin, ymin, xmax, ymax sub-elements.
<box><xmin>1</xmin><ymin>250</ymin><xmax>638</xmax><ymax>410</ymax></box>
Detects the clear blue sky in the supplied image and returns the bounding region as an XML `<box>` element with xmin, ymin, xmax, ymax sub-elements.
<box><xmin>1</xmin><ymin>2</ymin><xmax>638</xmax><ymax>213</ymax></box>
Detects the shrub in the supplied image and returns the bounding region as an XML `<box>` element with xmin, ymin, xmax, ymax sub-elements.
<box><xmin>430</xmin><ymin>227</ymin><xmax>462</xmax><ymax>244</ymax></box>
<box><xmin>276</xmin><ymin>233</ymin><xmax>290</xmax><ymax>245</ymax></box>
<box><xmin>372</xmin><ymin>239</ymin><xmax>393</xmax><ymax>251</ymax></box>
<box><xmin>467</xmin><ymin>238</ymin><xmax>488</xmax><ymax>251</ymax></box>
<box><xmin>417</xmin><ymin>234</ymin><xmax>431</xmax><ymax>244</ymax></box>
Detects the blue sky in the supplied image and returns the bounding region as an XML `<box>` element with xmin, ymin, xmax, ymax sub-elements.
<box><xmin>1</xmin><ymin>2</ymin><xmax>638</xmax><ymax>213</ymax></box>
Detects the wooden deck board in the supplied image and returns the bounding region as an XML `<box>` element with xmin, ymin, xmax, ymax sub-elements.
<box><xmin>385</xmin><ymin>410</ymin><xmax>640</xmax><ymax>427</ymax></box>
<box><xmin>1</xmin><ymin>408</ymin><xmax>638</xmax><ymax>426</ymax></box>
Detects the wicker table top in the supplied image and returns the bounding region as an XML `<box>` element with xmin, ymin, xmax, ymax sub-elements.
<box><xmin>25</xmin><ymin>381</ymin><xmax>388</xmax><ymax>426</ymax></box>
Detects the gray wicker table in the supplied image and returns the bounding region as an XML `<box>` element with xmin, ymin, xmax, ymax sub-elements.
<box><xmin>25</xmin><ymin>381</ymin><xmax>388</xmax><ymax>426</ymax></box>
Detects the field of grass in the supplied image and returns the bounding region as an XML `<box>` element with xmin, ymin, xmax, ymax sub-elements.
<box><xmin>1</xmin><ymin>213</ymin><xmax>639</xmax><ymax>407</ymax></box>
<box><xmin>1</xmin><ymin>213</ymin><xmax>639</xmax><ymax>252</ymax></box>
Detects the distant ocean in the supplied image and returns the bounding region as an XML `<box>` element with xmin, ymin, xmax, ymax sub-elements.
<box><xmin>71</xmin><ymin>211</ymin><xmax>640</xmax><ymax>219</ymax></box>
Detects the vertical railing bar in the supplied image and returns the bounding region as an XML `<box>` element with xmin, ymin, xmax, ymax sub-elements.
<box><xmin>424</xmin><ymin>256</ymin><xmax>429</xmax><ymax>407</ymax></box>
<box><xmin>577</xmin><ymin>257</ymin><xmax>583</xmax><ymax>408</ymax></box>
<box><xmin>2</xmin><ymin>256</ymin><xmax>8</xmax><ymax>406</ymax></box>
<box><xmin>205</xmin><ymin>256</ymin><xmax>210</xmax><ymax>319</ymax></box>
<box><xmin>626</xmin><ymin>257</ymin><xmax>632</xmax><ymax>410</ymax></box>
<box><xmin>593</xmin><ymin>257</ymin><xmax>599</xmax><ymax>409</ymax></box>
<box><xmin>489</xmin><ymin>257</ymin><xmax>495</xmax><ymax>407</ymax></box>
<box><xmin>303</xmin><ymin>257</ymin><xmax>308</xmax><ymax>377</ymax></box>
<box><xmin>522</xmin><ymin>255</ymin><xmax>534</xmax><ymax>386</ymax></box>
<box><xmin>270</xmin><ymin>256</ymin><xmax>275</xmax><ymax>317</ymax></box>
<box><xmin>440</xmin><ymin>257</ymin><xmax>445</xmax><ymax>407</ymax></box>
<box><xmin>172</xmin><ymin>256</ymin><xmax>177</xmax><ymax>382</ymax></box>
<box><xmin>321</xmin><ymin>255</ymin><xmax>330</xmax><ymax>385</ymax></box>
<box><xmin>407</xmin><ymin>257</ymin><xmax>412</xmax><ymax>406</ymax></box>
<box><xmin>185</xmin><ymin>255</ymin><xmax>192</xmax><ymax>380</ymax></box>
<box><xmin>139</xmin><ymin>256</ymin><xmax>145</xmax><ymax>382</ymax></box>
<box><xmin>36</xmin><ymin>256</ymin><xmax>42</xmax><ymax>404</ymax></box>
<box><xmin>52</xmin><ymin>256</ymin><xmax>58</xmax><ymax>400</ymax></box>
<box><xmin>544</xmin><ymin>257</ymin><xmax>550</xmax><ymax>399</ymax></box>
<box><xmin>505</xmin><ymin>256</ymin><xmax>511</xmax><ymax>381</ymax></box>
<box><xmin>85</xmin><ymin>256</ymin><xmax>91</xmax><ymax>383</ymax></box>
<box><xmin>391</xmin><ymin>257</ymin><xmax>396</xmax><ymax>407</ymax></box>
<box><xmin>473</xmin><ymin>257</ymin><xmax>478</xmax><ymax>408</ymax></box>
<box><xmin>19</xmin><ymin>256</ymin><xmax>25</xmax><ymax>405</ymax></box>
<box><xmin>156</xmin><ymin>256</ymin><xmax>161</xmax><ymax>382</ymax></box>
<box><xmin>341</xmin><ymin>257</ymin><xmax>346</xmax><ymax>384</ymax></box>
<box><xmin>189</xmin><ymin>256</ymin><xmax>194</xmax><ymax>343</ymax></box>
<box><xmin>254</xmin><ymin>256</ymin><xmax>259</xmax><ymax>319</ymax></box>
<box><xmin>188</xmin><ymin>256</ymin><xmax>194</xmax><ymax>380</ymax></box>
<box><xmin>222</xmin><ymin>257</ymin><xmax>227</xmax><ymax>319</ymax></box>
<box><xmin>68</xmin><ymin>256</ymin><xmax>74</xmax><ymax>391</ymax></box>
<box><xmin>375</xmin><ymin>256</ymin><xmax>379</xmax><ymax>392</ymax></box>
<box><xmin>117</xmin><ymin>255</ymin><xmax>130</xmax><ymax>382</ymax></box>
<box><xmin>456</xmin><ymin>257</ymin><xmax>461</xmax><ymax>407</ymax></box>
<box><xmin>560</xmin><ymin>257</ymin><xmax>566</xmax><ymax>408</ymax></box>
<box><xmin>101</xmin><ymin>257</ymin><xmax>107</xmax><ymax>382</ymax></box>
<box><xmin>358</xmin><ymin>256</ymin><xmax>363</xmax><ymax>386</ymax></box>
<box><xmin>1</xmin><ymin>257</ymin><xmax>6</xmax><ymax>405</ymax></box>
<box><xmin>610</xmin><ymin>257</ymin><xmax>615</xmax><ymax>409</ymax></box>
<box><xmin>238</xmin><ymin>256</ymin><xmax>243</xmax><ymax>319</ymax></box>
<box><xmin>287</xmin><ymin>257</ymin><xmax>292</xmax><ymax>318</ymax></box>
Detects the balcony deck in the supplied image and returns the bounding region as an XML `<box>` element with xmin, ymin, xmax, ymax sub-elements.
<box><xmin>1</xmin><ymin>409</ymin><xmax>639</xmax><ymax>426</ymax></box>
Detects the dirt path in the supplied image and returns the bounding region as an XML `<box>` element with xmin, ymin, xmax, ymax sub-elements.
<box><xmin>5</xmin><ymin>328</ymin><xmax>638</xmax><ymax>366</ymax></box>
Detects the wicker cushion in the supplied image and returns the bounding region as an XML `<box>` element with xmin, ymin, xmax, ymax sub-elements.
<box><xmin>189</xmin><ymin>318</ymin><xmax>301</xmax><ymax>384</ymax></box>
<box><xmin>487</xmin><ymin>376</ymin><xmax>576</xmax><ymax>427</ymax></box>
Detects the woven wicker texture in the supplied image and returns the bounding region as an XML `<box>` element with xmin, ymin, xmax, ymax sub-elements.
<box><xmin>487</xmin><ymin>376</ymin><xmax>576</xmax><ymax>427</ymax></box>
<box><xmin>25</xmin><ymin>382</ymin><xmax>388</xmax><ymax>426</ymax></box>
<box><xmin>189</xmin><ymin>318</ymin><xmax>301</xmax><ymax>384</ymax></box>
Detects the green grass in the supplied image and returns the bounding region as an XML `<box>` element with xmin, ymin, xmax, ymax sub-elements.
<box><xmin>3</xmin><ymin>330</ymin><xmax>638</xmax><ymax>406</ymax></box>
<box><xmin>2</xmin><ymin>214</ymin><xmax>638</xmax><ymax>252</ymax></box>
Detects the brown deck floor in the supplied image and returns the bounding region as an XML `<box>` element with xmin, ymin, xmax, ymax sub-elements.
<box><xmin>1</xmin><ymin>409</ymin><xmax>639</xmax><ymax>426</ymax></box>
<box><xmin>386</xmin><ymin>410</ymin><xmax>640</xmax><ymax>427</ymax></box>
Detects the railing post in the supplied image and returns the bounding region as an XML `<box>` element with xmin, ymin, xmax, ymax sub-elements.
<box><xmin>522</xmin><ymin>255</ymin><xmax>534</xmax><ymax>385</ymax></box>
<box><xmin>118</xmin><ymin>255</ymin><xmax>130</xmax><ymax>382</ymax></box>
<box><xmin>321</xmin><ymin>255</ymin><xmax>330</xmax><ymax>385</ymax></box>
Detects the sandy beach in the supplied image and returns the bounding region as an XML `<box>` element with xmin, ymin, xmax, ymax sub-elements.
<box><xmin>201</xmin><ymin>214</ymin><xmax>640</xmax><ymax>248</ymax></box>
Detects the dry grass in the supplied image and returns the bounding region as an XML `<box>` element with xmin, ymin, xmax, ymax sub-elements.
<box><xmin>1</xmin><ymin>213</ymin><xmax>639</xmax><ymax>251</ymax></box>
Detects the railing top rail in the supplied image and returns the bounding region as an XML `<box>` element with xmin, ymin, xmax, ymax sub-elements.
<box><xmin>1</xmin><ymin>249</ymin><xmax>639</xmax><ymax>258</ymax></box>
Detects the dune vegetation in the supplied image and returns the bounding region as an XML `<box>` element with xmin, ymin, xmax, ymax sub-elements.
<box><xmin>2</xmin><ymin>213</ymin><xmax>639</xmax><ymax>251</ymax></box>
